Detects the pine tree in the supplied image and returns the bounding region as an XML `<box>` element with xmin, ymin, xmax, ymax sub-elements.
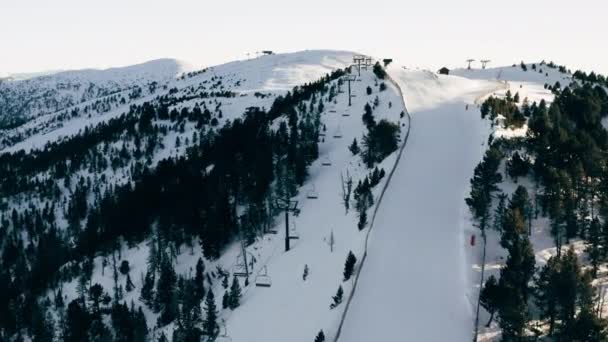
<box><xmin>362</xmin><ymin>103</ymin><xmax>375</xmax><ymax>129</ymax></box>
<box><xmin>315</xmin><ymin>330</ymin><xmax>325</xmax><ymax>342</ymax></box>
<box><xmin>497</xmin><ymin>234</ymin><xmax>535</xmax><ymax>339</ymax></box>
<box><xmin>229</xmin><ymin>276</ymin><xmax>242</xmax><ymax>309</ymax></box>
<box><xmin>343</xmin><ymin>251</ymin><xmax>357</xmax><ymax>281</ymax></box>
<box><xmin>140</xmin><ymin>270</ymin><xmax>155</xmax><ymax>305</ymax></box>
<box><xmin>156</xmin><ymin>258</ymin><xmax>178</xmax><ymax>325</ymax></box>
<box><xmin>330</xmin><ymin>286</ymin><xmax>344</xmax><ymax>309</ymax></box>
<box><xmin>479</xmin><ymin>275</ymin><xmax>501</xmax><ymax>327</ymax></box>
<box><xmin>349</xmin><ymin>138</ymin><xmax>360</xmax><ymax>155</ymax></box>
<box><xmin>203</xmin><ymin>290</ymin><xmax>219</xmax><ymax>338</ymax></box>
<box><xmin>194</xmin><ymin>257</ymin><xmax>205</xmax><ymax>301</ymax></box>
<box><xmin>222</xmin><ymin>291</ymin><xmax>229</xmax><ymax>309</ymax></box>
<box><xmin>55</xmin><ymin>287</ymin><xmax>65</xmax><ymax>309</ymax></box>
<box><xmin>493</xmin><ymin>193</ymin><xmax>507</xmax><ymax>232</ymax></box>
<box><xmin>587</xmin><ymin>218</ymin><xmax>602</xmax><ymax>277</ymax></box>
<box><xmin>357</xmin><ymin>210</ymin><xmax>368</xmax><ymax>231</ymax></box>
<box><xmin>535</xmin><ymin>256</ymin><xmax>560</xmax><ymax>336</ymax></box>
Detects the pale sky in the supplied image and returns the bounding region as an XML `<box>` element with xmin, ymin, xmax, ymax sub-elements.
<box><xmin>1</xmin><ymin>0</ymin><xmax>607</xmax><ymax>75</ymax></box>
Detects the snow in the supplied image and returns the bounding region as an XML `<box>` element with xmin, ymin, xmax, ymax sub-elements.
<box><xmin>223</xmin><ymin>62</ymin><xmax>407</xmax><ymax>342</ymax></box>
<box><xmin>1</xmin><ymin>50</ymin><xmax>355</xmax><ymax>154</ymax></box>
<box><xmin>338</xmin><ymin>66</ymin><xmax>498</xmax><ymax>341</ymax></box>
<box><xmin>8</xmin><ymin>51</ymin><xmax>587</xmax><ymax>342</ymax></box>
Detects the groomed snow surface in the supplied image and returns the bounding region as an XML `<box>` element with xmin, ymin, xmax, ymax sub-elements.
<box><xmin>339</xmin><ymin>67</ymin><xmax>502</xmax><ymax>342</ymax></box>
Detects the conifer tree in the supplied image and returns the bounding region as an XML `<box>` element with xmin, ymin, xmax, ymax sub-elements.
<box><xmin>479</xmin><ymin>275</ymin><xmax>501</xmax><ymax>327</ymax></box>
<box><xmin>222</xmin><ymin>291</ymin><xmax>229</xmax><ymax>309</ymax></box>
<box><xmin>229</xmin><ymin>276</ymin><xmax>242</xmax><ymax>309</ymax></box>
<box><xmin>314</xmin><ymin>330</ymin><xmax>325</xmax><ymax>342</ymax></box>
<box><xmin>349</xmin><ymin>138</ymin><xmax>360</xmax><ymax>155</ymax></box>
<box><xmin>203</xmin><ymin>290</ymin><xmax>219</xmax><ymax>338</ymax></box>
<box><xmin>140</xmin><ymin>270</ymin><xmax>155</xmax><ymax>305</ymax></box>
<box><xmin>357</xmin><ymin>210</ymin><xmax>368</xmax><ymax>231</ymax></box>
<box><xmin>194</xmin><ymin>257</ymin><xmax>205</xmax><ymax>301</ymax></box>
<box><xmin>535</xmin><ymin>256</ymin><xmax>560</xmax><ymax>336</ymax></box>
<box><xmin>587</xmin><ymin>218</ymin><xmax>602</xmax><ymax>277</ymax></box>
<box><xmin>330</xmin><ymin>286</ymin><xmax>344</xmax><ymax>309</ymax></box>
<box><xmin>343</xmin><ymin>251</ymin><xmax>357</xmax><ymax>281</ymax></box>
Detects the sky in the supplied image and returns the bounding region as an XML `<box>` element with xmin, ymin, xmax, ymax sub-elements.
<box><xmin>1</xmin><ymin>0</ymin><xmax>607</xmax><ymax>75</ymax></box>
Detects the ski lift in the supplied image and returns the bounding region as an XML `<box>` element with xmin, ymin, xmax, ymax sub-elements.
<box><xmin>232</xmin><ymin>252</ymin><xmax>251</xmax><ymax>277</ymax></box>
<box><xmin>333</xmin><ymin>126</ymin><xmax>343</xmax><ymax>138</ymax></box>
<box><xmin>321</xmin><ymin>156</ymin><xmax>332</xmax><ymax>166</ymax></box>
<box><xmin>329</xmin><ymin>110</ymin><xmax>337</xmax><ymax>113</ymax></box>
<box><xmin>255</xmin><ymin>266</ymin><xmax>272</xmax><ymax>288</ymax></box>
<box><xmin>342</xmin><ymin>112</ymin><xmax>350</xmax><ymax>117</ymax></box>
<box><xmin>306</xmin><ymin>184</ymin><xmax>319</xmax><ymax>199</ymax></box>
<box><xmin>289</xmin><ymin>221</ymin><xmax>300</xmax><ymax>240</ymax></box>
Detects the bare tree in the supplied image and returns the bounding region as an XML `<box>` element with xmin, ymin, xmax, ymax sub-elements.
<box><xmin>341</xmin><ymin>170</ymin><xmax>353</xmax><ymax>214</ymax></box>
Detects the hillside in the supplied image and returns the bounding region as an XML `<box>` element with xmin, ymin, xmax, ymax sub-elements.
<box><xmin>2</xmin><ymin>52</ymin><xmax>608</xmax><ymax>342</ymax></box>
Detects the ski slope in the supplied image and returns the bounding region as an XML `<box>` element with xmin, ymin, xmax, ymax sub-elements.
<box><xmin>223</xmin><ymin>62</ymin><xmax>408</xmax><ymax>342</ymax></box>
<box><xmin>338</xmin><ymin>67</ymin><xmax>502</xmax><ymax>341</ymax></box>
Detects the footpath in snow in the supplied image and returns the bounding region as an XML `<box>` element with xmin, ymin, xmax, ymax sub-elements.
<box><xmin>339</xmin><ymin>67</ymin><xmax>501</xmax><ymax>341</ymax></box>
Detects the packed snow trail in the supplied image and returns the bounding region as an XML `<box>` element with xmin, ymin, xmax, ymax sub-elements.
<box><xmin>338</xmin><ymin>68</ymin><xmax>498</xmax><ymax>342</ymax></box>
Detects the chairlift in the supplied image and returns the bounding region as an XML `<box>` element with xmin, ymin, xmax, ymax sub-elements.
<box><xmin>289</xmin><ymin>222</ymin><xmax>300</xmax><ymax>240</ymax></box>
<box><xmin>333</xmin><ymin>126</ymin><xmax>343</xmax><ymax>138</ymax></box>
<box><xmin>321</xmin><ymin>156</ymin><xmax>332</xmax><ymax>166</ymax></box>
<box><xmin>342</xmin><ymin>112</ymin><xmax>350</xmax><ymax>117</ymax></box>
<box><xmin>232</xmin><ymin>252</ymin><xmax>251</xmax><ymax>277</ymax></box>
<box><xmin>329</xmin><ymin>110</ymin><xmax>337</xmax><ymax>113</ymax></box>
<box><xmin>306</xmin><ymin>184</ymin><xmax>319</xmax><ymax>199</ymax></box>
<box><xmin>255</xmin><ymin>266</ymin><xmax>272</xmax><ymax>287</ymax></box>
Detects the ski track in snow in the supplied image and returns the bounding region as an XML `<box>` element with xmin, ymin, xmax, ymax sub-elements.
<box><xmin>338</xmin><ymin>67</ymin><xmax>499</xmax><ymax>342</ymax></box>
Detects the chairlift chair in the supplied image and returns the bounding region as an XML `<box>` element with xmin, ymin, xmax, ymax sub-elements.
<box><xmin>321</xmin><ymin>156</ymin><xmax>332</xmax><ymax>166</ymax></box>
<box><xmin>342</xmin><ymin>112</ymin><xmax>350</xmax><ymax>117</ymax></box>
<box><xmin>306</xmin><ymin>184</ymin><xmax>319</xmax><ymax>199</ymax></box>
<box><xmin>232</xmin><ymin>253</ymin><xmax>250</xmax><ymax>277</ymax></box>
<box><xmin>255</xmin><ymin>266</ymin><xmax>272</xmax><ymax>287</ymax></box>
<box><xmin>333</xmin><ymin>126</ymin><xmax>343</xmax><ymax>138</ymax></box>
<box><xmin>288</xmin><ymin>221</ymin><xmax>300</xmax><ymax>240</ymax></box>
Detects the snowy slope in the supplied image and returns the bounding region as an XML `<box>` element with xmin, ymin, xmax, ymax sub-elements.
<box><xmin>222</xmin><ymin>62</ymin><xmax>407</xmax><ymax>342</ymax></box>
<box><xmin>338</xmin><ymin>66</ymin><xmax>503</xmax><ymax>341</ymax></box>
<box><xmin>32</xmin><ymin>50</ymin><xmax>404</xmax><ymax>342</ymax></box>
<box><xmin>4</xmin><ymin>50</ymin><xmax>581</xmax><ymax>342</ymax></box>
<box><xmin>0</xmin><ymin>50</ymin><xmax>354</xmax><ymax>153</ymax></box>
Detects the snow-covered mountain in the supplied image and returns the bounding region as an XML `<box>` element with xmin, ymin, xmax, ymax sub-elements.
<box><xmin>2</xmin><ymin>51</ymin><xmax>606</xmax><ymax>342</ymax></box>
